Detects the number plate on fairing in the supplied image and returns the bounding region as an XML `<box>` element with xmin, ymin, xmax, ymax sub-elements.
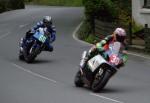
<box><xmin>88</xmin><ymin>55</ymin><xmax>106</xmax><ymax>72</ymax></box>
<box><xmin>109</xmin><ymin>54</ymin><xmax>120</xmax><ymax>65</ymax></box>
<box><xmin>33</xmin><ymin>32</ymin><xmax>47</xmax><ymax>43</ymax></box>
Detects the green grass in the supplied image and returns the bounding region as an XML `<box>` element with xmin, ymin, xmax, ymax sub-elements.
<box><xmin>84</xmin><ymin>34</ymin><xmax>100</xmax><ymax>44</ymax></box>
<box><xmin>132</xmin><ymin>20</ymin><xmax>144</xmax><ymax>34</ymax></box>
<box><xmin>27</xmin><ymin>0</ymin><xmax>83</xmax><ymax>6</ymax></box>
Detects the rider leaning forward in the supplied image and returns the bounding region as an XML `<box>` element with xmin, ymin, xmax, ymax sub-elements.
<box><xmin>80</xmin><ymin>27</ymin><xmax>128</xmax><ymax>71</ymax></box>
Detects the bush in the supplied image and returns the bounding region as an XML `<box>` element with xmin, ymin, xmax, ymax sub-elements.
<box><xmin>79</xmin><ymin>0</ymin><xmax>119</xmax><ymax>41</ymax></box>
<box><xmin>80</xmin><ymin>0</ymin><xmax>132</xmax><ymax>42</ymax></box>
<box><xmin>113</xmin><ymin>0</ymin><xmax>131</xmax><ymax>28</ymax></box>
<box><xmin>0</xmin><ymin>1</ymin><xmax>6</xmax><ymax>13</ymax></box>
<box><xmin>78</xmin><ymin>20</ymin><xmax>100</xmax><ymax>44</ymax></box>
<box><xmin>0</xmin><ymin>0</ymin><xmax>25</xmax><ymax>13</ymax></box>
<box><xmin>83</xmin><ymin>0</ymin><xmax>118</xmax><ymax>22</ymax></box>
<box><xmin>9</xmin><ymin>0</ymin><xmax>25</xmax><ymax>9</ymax></box>
<box><xmin>144</xmin><ymin>28</ymin><xmax>150</xmax><ymax>53</ymax></box>
<box><xmin>132</xmin><ymin>20</ymin><xmax>143</xmax><ymax>33</ymax></box>
<box><xmin>85</xmin><ymin>34</ymin><xmax>99</xmax><ymax>44</ymax></box>
<box><xmin>27</xmin><ymin>0</ymin><xmax>83</xmax><ymax>6</ymax></box>
<box><xmin>25</xmin><ymin>0</ymin><xmax>33</xmax><ymax>2</ymax></box>
<box><xmin>78</xmin><ymin>20</ymin><xmax>92</xmax><ymax>40</ymax></box>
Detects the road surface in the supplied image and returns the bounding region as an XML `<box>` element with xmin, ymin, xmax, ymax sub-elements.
<box><xmin>0</xmin><ymin>5</ymin><xmax>150</xmax><ymax>103</ymax></box>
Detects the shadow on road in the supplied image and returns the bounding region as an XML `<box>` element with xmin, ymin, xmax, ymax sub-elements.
<box><xmin>32</xmin><ymin>59</ymin><xmax>53</xmax><ymax>64</ymax></box>
<box><xmin>100</xmin><ymin>88</ymin><xmax>123</xmax><ymax>94</ymax></box>
<box><xmin>73</xmin><ymin>86</ymin><xmax>134</xmax><ymax>94</ymax></box>
<box><xmin>100</xmin><ymin>86</ymin><xmax>138</xmax><ymax>94</ymax></box>
<box><xmin>14</xmin><ymin>58</ymin><xmax>56</xmax><ymax>65</ymax></box>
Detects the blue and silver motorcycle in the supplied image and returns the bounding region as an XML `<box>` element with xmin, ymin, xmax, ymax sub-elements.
<box><xmin>19</xmin><ymin>28</ymin><xmax>50</xmax><ymax>63</ymax></box>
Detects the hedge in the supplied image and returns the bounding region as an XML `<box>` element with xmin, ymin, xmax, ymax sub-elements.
<box><xmin>79</xmin><ymin>0</ymin><xmax>131</xmax><ymax>42</ymax></box>
<box><xmin>0</xmin><ymin>0</ymin><xmax>24</xmax><ymax>13</ymax></box>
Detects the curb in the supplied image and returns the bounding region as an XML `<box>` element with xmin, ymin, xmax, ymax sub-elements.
<box><xmin>128</xmin><ymin>45</ymin><xmax>145</xmax><ymax>53</ymax></box>
<box><xmin>72</xmin><ymin>22</ymin><xmax>93</xmax><ymax>46</ymax></box>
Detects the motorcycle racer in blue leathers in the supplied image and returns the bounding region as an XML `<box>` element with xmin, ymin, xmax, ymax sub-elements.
<box><xmin>20</xmin><ymin>16</ymin><xmax>56</xmax><ymax>52</ymax></box>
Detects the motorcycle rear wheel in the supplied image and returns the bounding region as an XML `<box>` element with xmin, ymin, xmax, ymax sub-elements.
<box><xmin>74</xmin><ymin>70</ymin><xmax>84</xmax><ymax>87</ymax></box>
<box><xmin>19</xmin><ymin>51</ymin><xmax>24</xmax><ymax>60</ymax></box>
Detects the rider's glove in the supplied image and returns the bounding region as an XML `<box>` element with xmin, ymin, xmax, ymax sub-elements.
<box><xmin>96</xmin><ymin>43</ymin><xmax>105</xmax><ymax>52</ymax></box>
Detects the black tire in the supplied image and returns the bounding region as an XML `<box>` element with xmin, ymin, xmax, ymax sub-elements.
<box><xmin>25</xmin><ymin>55</ymin><xmax>35</xmax><ymax>63</ymax></box>
<box><xmin>25</xmin><ymin>46</ymin><xmax>38</xmax><ymax>63</ymax></box>
<box><xmin>74</xmin><ymin>70</ymin><xmax>84</xmax><ymax>87</ymax></box>
<box><xmin>19</xmin><ymin>51</ymin><xmax>24</xmax><ymax>60</ymax></box>
<box><xmin>92</xmin><ymin>70</ymin><xmax>111</xmax><ymax>92</ymax></box>
<box><xmin>26</xmin><ymin>58</ymin><xmax>33</xmax><ymax>63</ymax></box>
<box><xmin>19</xmin><ymin>54</ymin><xmax>24</xmax><ymax>60</ymax></box>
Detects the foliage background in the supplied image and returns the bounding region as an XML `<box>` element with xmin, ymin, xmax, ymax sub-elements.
<box><xmin>78</xmin><ymin>0</ymin><xmax>132</xmax><ymax>43</ymax></box>
<box><xmin>0</xmin><ymin>0</ymin><xmax>24</xmax><ymax>13</ymax></box>
<box><xmin>25</xmin><ymin>0</ymin><xmax>83</xmax><ymax>6</ymax></box>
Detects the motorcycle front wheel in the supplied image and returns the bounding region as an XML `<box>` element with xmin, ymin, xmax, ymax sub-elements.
<box><xmin>91</xmin><ymin>70</ymin><xmax>111</xmax><ymax>92</ymax></box>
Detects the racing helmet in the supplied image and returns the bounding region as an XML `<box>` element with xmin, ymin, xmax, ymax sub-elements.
<box><xmin>114</xmin><ymin>28</ymin><xmax>126</xmax><ymax>42</ymax></box>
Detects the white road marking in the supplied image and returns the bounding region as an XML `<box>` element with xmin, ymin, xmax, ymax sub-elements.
<box><xmin>127</xmin><ymin>52</ymin><xmax>150</xmax><ymax>60</ymax></box>
<box><xmin>73</xmin><ymin>22</ymin><xmax>150</xmax><ymax>60</ymax></box>
<box><xmin>11</xmin><ymin>63</ymin><xmax>57</xmax><ymax>83</ymax></box>
<box><xmin>72</xmin><ymin>22</ymin><xmax>93</xmax><ymax>46</ymax></box>
<box><xmin>90</xmin><ymin>93</ymin><xmax>124</xmax><ymax>103</ymax></box>
<box><xmin>0</xmin><ymin>32</ymin><xmax>10</xmax><ymax>39</ymax></box>
<box><xmin>19</xmin><ymin>23</ymin><xmax>29</xmax><ymax>28</ymax></box>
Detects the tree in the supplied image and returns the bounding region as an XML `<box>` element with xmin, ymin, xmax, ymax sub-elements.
<box><xmin>0</xmin><ymin>0</ymin><xmax>25</xmax><ymax>13</ymax></box>
<box><xmin>81</xmin><ymin>0</ymin><xmax>118</xmax><ymax>35</ymax></box>
<box><xmin>9</xmin><ymin>0</ymin><xmax>25</xmax><ymax>9</ymax></box>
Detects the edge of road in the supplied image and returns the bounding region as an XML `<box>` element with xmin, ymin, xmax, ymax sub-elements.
<box><xmin>73</xmin><ymin>22</ymin><xmax>150</xmax><ymax>60</ymax></box>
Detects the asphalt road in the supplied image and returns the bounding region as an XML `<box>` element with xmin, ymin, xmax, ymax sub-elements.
<box><xmin>0</xmin><ymin>5</ymin><xmax>150</xmax><ymax>103</ymax></box>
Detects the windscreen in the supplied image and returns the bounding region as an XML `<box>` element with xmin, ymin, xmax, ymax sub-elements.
<box><xmin>112</xmin><ymin>42</ymin><xmax>121</xmax><ymax>55</ymax></box>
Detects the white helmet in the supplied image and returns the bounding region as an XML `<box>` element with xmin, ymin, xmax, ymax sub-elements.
<box><xmin>114</xmin><ymin>28</ymin><xmax>126</xmax><ymax>42</ymax></box>
<box><xmin>43</xmin><ymin>16</ymin><xmax>52</xmax><ymax>26</ymax></box>
<box><xmin>114</xmin><ymin>28</ymin><xmax>126</xmax><ymax>36</ymax></box>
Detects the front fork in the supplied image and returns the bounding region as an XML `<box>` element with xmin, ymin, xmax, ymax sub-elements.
<box><xmin>79</xmin><ymin>47</ymin><xmax>95</xmax><ymax>74</ymax></box>
<box><xmin>79</xmin><ymin>51</ymin><xmax>88</xmax><ymax>74</ymax></box>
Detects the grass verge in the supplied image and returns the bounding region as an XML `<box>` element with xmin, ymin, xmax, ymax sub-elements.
<box><xmin>26</xmin><ymin>0</ymin><xmax>83</xmax><ymax>6</ymax></box>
